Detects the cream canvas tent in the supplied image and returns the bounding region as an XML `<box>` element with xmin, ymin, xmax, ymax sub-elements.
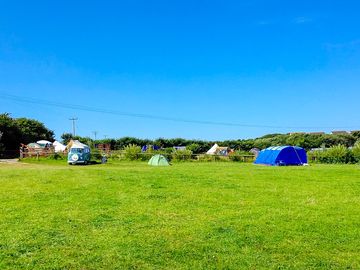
<box><xmin>53</xmin><ymin>141</ymin><xmax>66</xmax><ymax>153</ymax></box>
<box><xmin>206</xmin><ymin>144</ymin><xmax>219</xmax><ymax>155</ymax></box>
<box><xmin>206</xmin><ymin>143</ymin><xmax>230</xmax><ymax>156</ymax></box>
<box><xmin>67</xmin><ymin>140</ymin><xmax>89</xmax><ymax>150</ymax></box>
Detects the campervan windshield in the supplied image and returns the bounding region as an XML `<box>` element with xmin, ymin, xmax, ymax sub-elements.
<box><xmin>70</xmin><ymin>148</ymin><xmax>84</xmax><ymax>154</ymax></box>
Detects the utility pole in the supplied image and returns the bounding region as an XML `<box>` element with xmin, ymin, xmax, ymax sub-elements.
<box><xmin>69</xmin><ymin>117</ymin><xmax>78</xmax><ymax>136</ymax></box>
<box><xmin>93</xmin><ymin>131</ymin><xmax>98</xmax><ymax>141</ymax></box>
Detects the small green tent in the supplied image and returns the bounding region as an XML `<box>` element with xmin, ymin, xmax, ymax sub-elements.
<box><xmin>148</xmin><ymin>154</ymin><xmax>169</xmax><ymax>166</ymax></box>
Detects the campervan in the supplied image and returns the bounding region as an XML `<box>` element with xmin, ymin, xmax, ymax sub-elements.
<box><xmin>67</xmin><ymin>140</ymin><xmax>91</xmax><ymax>165</ymax></box>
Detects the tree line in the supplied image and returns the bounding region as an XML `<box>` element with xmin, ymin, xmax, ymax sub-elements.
<box><xmin>1</xmin><ymin>113</ymin><xmax>359</xmax><ymax>157</ymax></box>
<box><xmin>62</xmin><ymin>132</ymin><xmax>360</xmax><ymax>154</ymax></box>
<box><xmin>0</xmin><ymin>113</ymin><xmax>54</xmax><ymax>157</ymax></box>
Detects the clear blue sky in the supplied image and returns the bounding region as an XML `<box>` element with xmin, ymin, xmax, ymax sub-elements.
<box><xmin>1</xmin><ymin>1</ymin><xmax>360</xmax><ymax>140</ymax></box>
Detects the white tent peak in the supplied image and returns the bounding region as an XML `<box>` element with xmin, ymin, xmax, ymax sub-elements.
<box><xmin>53</xmin><ymin>141</ymin><xmax>66</xmax><ymax>153</ymax></box>
<box><xmin>206</xmin><ymin>144</ymin><xmax>219</xmax><ymax>155</ymax></box>
<box><xmin>68</xmin><ymin>140</ymin><xmax>89</xmax><ymax>149</ymax></box>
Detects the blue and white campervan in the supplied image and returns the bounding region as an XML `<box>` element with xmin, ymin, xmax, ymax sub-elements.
<box><xmin>67</xmin><ymin>140</ymin><xmax>91</xmax><ymax>165</ymax></box>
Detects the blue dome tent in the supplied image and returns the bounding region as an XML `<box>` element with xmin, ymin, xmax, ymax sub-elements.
<box><xmin>254</xmin><ymin>146</ymin><xmax>307</xmax><ymax>166</ymax></box>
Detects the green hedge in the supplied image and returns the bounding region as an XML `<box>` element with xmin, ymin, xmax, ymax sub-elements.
<box><xmin>308</xmin><ymin>144</ymin><xmax>360</xmax><ymax>164</ymax></box>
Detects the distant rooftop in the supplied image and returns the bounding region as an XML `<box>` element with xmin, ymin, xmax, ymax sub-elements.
<box><xmin>331</xmin><ymin>131</ymin><xmax>349</xmax><ymax>135</ymax></box>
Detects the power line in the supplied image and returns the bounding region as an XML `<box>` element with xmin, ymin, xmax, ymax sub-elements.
<box><xmin>0</xmin><ymin>92</ymin><xmax>358</xmax><ymax>130</ymax></box>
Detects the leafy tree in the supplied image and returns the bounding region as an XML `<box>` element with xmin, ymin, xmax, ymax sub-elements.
<box><xmin>286</xmin><ymin>134</ymin><xmax>305</xmax><ymax>147</ymax></box>
<box><xmin>15</xmin><ymin>117</ymin><xmax>54</xmax><ymax>144</ymax></box>
<box><xmin>187</xmin><ymin>143</ymin><xmax>201</xmax><ymax>154</ymax></box>
<box><xmin>0</xmin><ymin>113</ymin><xmax>22</xmax><ymax>153</ymax></box>
<box><xmin>61</xmin><ymin>133</ymin><xmax>74</xmax><ymax>144</ymax></box>
<box><xmin>61</xmin><ymin>133</ymin><xmax>93</xmax><ymax>146</ymax></box>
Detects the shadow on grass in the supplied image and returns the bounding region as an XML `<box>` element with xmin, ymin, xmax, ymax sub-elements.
<box><xmin>68</xmin><ymin>160</ymin><xmax>102</xmax><ymax>166</ymax></box>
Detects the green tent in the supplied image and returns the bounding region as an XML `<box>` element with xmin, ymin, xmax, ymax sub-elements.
<box><xmin>148</xmin><ymin>154</ymin><xmax>169</xmax><ymax>166</ymax></box>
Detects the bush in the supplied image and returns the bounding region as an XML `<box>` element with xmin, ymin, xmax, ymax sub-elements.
<box><xmin>307</xmin><ymin>150</ymin><xmax>324</xmax><ymax>163</ymax></box>
<box><xmin>172</xmin><ymin>149</ymin><xmax>193</xmax><ymax>162</ymax></box>
<box><xmin>47</xmin><ymin>153</ymin><xmax>64</xmax><ymax>160</ymax></box>
<box><xmin>187</xmin><ymin>143</ymin><xmax>201</xmax><ymax>154</ymax></box>
<box><xmin>352</xmin><ymin>141</ymin><xmax>360</xmax><ymax>163</ymax></box>
<box><xmin>197</xmin><ymin>154</ymin><xmax>229</xmax><ymax>162</ymax></box>
<box><xmin>91</xmin><ymin>149</ymin><xmax>103</xmax><ymax>161</ymax></box>
<box><xmin>310</xmin><ymin>145</ymin><xmax>354</xmax><ymax>164</ymax></box>
<box><xmin>326</xmin><ymin>145</ymin><xmax>354</xmax><ymax>163</ymax></box>
<box><xmin>123</xmin><ymin>144</ymin><xmax>142</xmax><ymax>161</ymax></box>
<box><xmin>228</xmin><ymin>151</ymin><xmax>255</xmax><ymax>162</ymax></box>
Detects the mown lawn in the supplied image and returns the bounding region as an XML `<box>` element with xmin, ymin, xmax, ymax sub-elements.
<box><xmin>0</xmin><ymin>161</ymin><xmax>360</xmax><ymax>269</ymax></box>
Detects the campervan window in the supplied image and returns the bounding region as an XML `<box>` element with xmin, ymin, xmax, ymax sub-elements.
<box><xmin>70</xmin><ymin>148</ymin><xmax>83</xmax><ymax>154</ymax></box>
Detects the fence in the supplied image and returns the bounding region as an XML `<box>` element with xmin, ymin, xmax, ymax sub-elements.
<box><xmin>1</xmin><ymin>149</ymin><xmax>256</xmax><ymax>163</ymax></box>
<box><xmin>107</xmin><ymin>150</ymin><xmax>255</xmax><ymax>162</ymax></box>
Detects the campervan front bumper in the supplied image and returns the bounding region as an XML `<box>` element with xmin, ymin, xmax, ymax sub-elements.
<box><xmin>68</xmin><ymin>160</ymin><xmax>86</xmax><ymax>164</ymax></box>
<box><xmin>68</xmin><ymin>153</ymin><xmax>87</xmax><ymax>164</ymax></box>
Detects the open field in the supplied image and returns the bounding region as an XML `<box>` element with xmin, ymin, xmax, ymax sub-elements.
<box><xmin>1</xmin><ymin>161</ymin><xmax>360</xmax><ymax>269</ymax></box>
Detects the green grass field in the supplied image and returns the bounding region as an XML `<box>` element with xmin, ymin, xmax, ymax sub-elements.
<box><xmin>1</xmin><ymin>161</ymin><xmax>360</xmax><ymax>269</ymax></box>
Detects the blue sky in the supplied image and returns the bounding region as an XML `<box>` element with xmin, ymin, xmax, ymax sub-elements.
<box><xmin>1</xmin><ymin>0</ymin><xmax>360</xmax><ymax>140</ymax></box>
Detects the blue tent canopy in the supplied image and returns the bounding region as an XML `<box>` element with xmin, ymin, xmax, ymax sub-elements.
<box><xmin>142</xmin><ymin>145</ymin><xmax>160</xmax><ymax>152</ymax></box>
<box><xmin>254</xmin><ymin>146</ymin><xmax>307</xmax><ymax>166</ymax></box>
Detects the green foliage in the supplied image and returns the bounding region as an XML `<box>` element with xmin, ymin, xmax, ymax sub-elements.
<box><xmin>286</xmin><ymin>134</ymin><xmax>305</xmax><ymax>147</ymax></box>
<box><xmin>123</xmin><ymin>144</ymin><xmax>142</xmax><ymax>161</ymax></box>
<box><xmin>187</xmin><ymin>143</ymin><xmax>201</xmax><ymax>153</ymax></box>
<box><xmin>351</xmin><ymin>131</ymin><xmax>360</xmax><ymax>140</ymax></box>
<box><xmin>171</xmin><ymin>149</ymin><xmax>193</xmax><ymax>162</ymax></box>
<box><xmin>91</xmin><ymin>148</ymin><xmax>102</xmax><ymax>161</ymax></box>
<box><xmin>0</xmin><ymin>113</ymin><xmax>54</xmax><ymax>157</ymax></box>
<box><xmin>60</xmin><ymin>133</ymin><xmax>73</xmax><ymax>144</ymax></box>
<box><xmin>114</xmin><ymin>137</ymin><xmax>151</xmax><ymax>150</ymax></box>
<box><xmin>55</xmin><ymin>133</ymin><xmax>360</xmax><ymax>156</ymax></box>
<box><xmin>352</xmin><ymin>141</ymin><xmax>360</xmax><ymax>163</ymax></box>
<box><xmin>46</xmin><ymin>153</ymin><xmax>65</xmax><ymax>160</ymax></box>
<box><xmin>228</xmin><ymin>151</ymin><xmax>255</xmax><ymax>162</ymax></box>
<box><xmin>309</xmin><ymin>145</ymin><xmax>354</xmax><ymax>164</ymax></box>
<box><xmin>3</xmin><ymin>113</ymin><xmax>360</xmax><ymax>163</ymax></box>
<box><xmin>197</xmin><ymin>154</ymin><xmax>229</xmax><ymax>162</ymax></box>
<box><xmin>61</xmin><ymin>133</ymin><xmax>93</xmax><ymax>146</ymax></box>
<box><xmin>0</xmin><ymin>113</ymin><xmax>22</xmax><ymax>153</ymax></box>
<box><xmin>326</xmin><ymin>145</ymin><xmax>352</xmax><ymax>163</ymax></box>
<box><xmin>15</xmin><ymin>117</ymin><xmax>54</xmax><ymax>144</ymax></box>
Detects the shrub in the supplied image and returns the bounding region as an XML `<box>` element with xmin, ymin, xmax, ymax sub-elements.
<box><xmin>311</xmin><ymin>145</ymin><xmax>354</xmax><ymax>164</ymax></box>
<box><xmin>91</xmin><ymin>149</ymin><xmax>103</xmax><ymax>161</ymax></box>
<box><xmin>326</xmin><ymin>145</ymin><xmax>354</xmax><ymax>163</ymax></box>
<box><xmin>229</xmin><ymin>151</ymin><xmax>254</xmax><ymax>162</ymax></box>
<box><xmin>228</xmin><ymin>151</ymin><xmax>255</xmax><ymax>162</ymax></box>
<box><xmin>47</xmin><ymin>153</ymin><xmax>64</xmax><ymax>160</ymax></box>
<box><xmin>172</xmin><ymin>149</ymin><xmax>193</xmax><ymax>162</ymax></box>
<box><xmin>197</xmin><ymin>154</ymin><xmax>229</xmax><ymax>162</ymax></box>
<box><xmin>187</xmin><ymin>143</ymin><xmax>201</xmax><ymax>154</ymax></box>
<box><xmin>307</xmin><ymin>150</ymin><xmax>324</xmax><ymax>163</ymax></box>
<box><xmin>123</xmin><ymin>144</ymin><xmax>142</xmax><ymax>161</ymax></box>
<box><xmin>352</xmin><ymin>141</ymin><xmax>360</xmax><ymax>163</ymax></box>
<box><xmin>107</xmin><ymin>150</ymin><xmax>124</xmax><ymax>160</ymax></box>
